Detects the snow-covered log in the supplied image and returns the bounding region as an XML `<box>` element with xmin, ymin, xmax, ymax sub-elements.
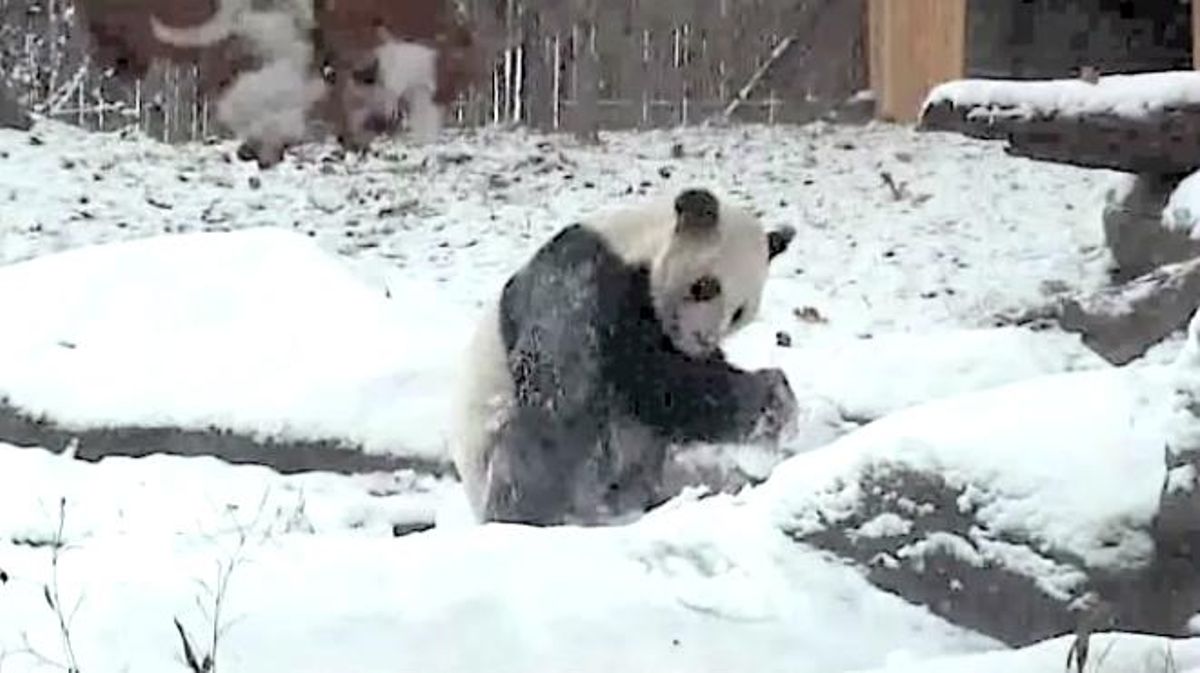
<box><xmin>1057</xmin><ymin>255</ymin><xmax>1200</xmax><ymax>366</ymax></box>
<box><xmin>920</xmin><ymin>72</ymin><xmax>1200</xmax><ymax>174</ymax></box>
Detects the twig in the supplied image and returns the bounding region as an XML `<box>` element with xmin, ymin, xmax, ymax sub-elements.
<box><xmin>174</xmin><ymin>489</ymin><xmax>276</xmax><ymax>673</ymax></box>
<box><xmin>47</xmin><ymin>498</ymin><xmax>81</xmax><ymax>673</ymax></box>
<box><xmin>15</xmin><ymin>497</ymin><xmax>82</xmax><ymax>673</ymax></box>
<box><xmin>173</xmin><ymin>618</ymin><xmax>211</xmax><ymax>673</ymax></box>
<box><xmin>145</xmin><ymin>195</ymin><xmax>174</xmax><ymax>210</ymax></box>
<box><xmin>880</xmin><ymin>172</ymin><xmax>905</xmax><ymax>201</ymax></box>
<box><xmin>1065</xmin><ymin>597</ymin><xmax>1116</xmax><ymax>673</ymax></box>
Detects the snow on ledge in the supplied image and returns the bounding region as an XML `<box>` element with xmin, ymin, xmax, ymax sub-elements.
<box><xmin>923</xmin><ymin>71</ymin><xmax>1200</xmax><ymax>121</ymax></box>
<box><xmin>0</xmin><ymin>227</ymin><xmax>472</xmax><ymax>460</ymax></box>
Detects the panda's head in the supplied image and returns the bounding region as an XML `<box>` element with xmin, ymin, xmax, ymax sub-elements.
<box><xmin>642</xmin><ymin>188</ymin><xmax>795</xmax><ymax>357</ymax></box>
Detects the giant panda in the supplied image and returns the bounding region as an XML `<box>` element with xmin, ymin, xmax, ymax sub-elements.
<box><xmin>450</xmin><ymin>187</ymin><xmax>799</xmax><ymax>526</ymax></box>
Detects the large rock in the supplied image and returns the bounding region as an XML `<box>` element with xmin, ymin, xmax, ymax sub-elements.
<box><xmin>1103</xmin><ymin>174</ymin><xmax>1200</xmax><ymax>282</ymax></box>
<box><xmin>1057</xmin><ymin>255</ymin><xmax>1200</xmax><ymax>365</ymax></box>
<box><xmin>756</xmin><ymin>362</ymin><xmax>1200</xmax><ymax>646</ymax></box>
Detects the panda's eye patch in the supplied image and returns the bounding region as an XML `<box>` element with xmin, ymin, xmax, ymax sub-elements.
<box><xmin>689</xmin><ymin>276</ymin><xmax>722</xmax><ymax>302</ymax></box>
<box><xmin>732</xmin><ymin>305</ymin><xmax>746</xmax><ymax>324</ymax></box>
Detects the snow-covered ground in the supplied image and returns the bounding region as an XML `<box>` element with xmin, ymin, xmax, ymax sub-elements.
<box><xmin>1</xmin><ymin>118</ymin><xmax>1193</xmax><ymax>672</ymax></box>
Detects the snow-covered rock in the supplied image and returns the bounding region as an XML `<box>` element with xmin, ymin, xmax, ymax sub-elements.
<box><xmin>756</xmin><ymin>362</ymin><xmax>1183</xmax><ymax>644</ymax></box>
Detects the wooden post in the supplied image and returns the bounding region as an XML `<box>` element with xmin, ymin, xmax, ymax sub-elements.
<box><xmin>572</xmin><ymin>0</ymin><xmax>600</xmax><ymax>142</ymax></box>
<box><xmin>1193</xmin><ymin>0</ymin><xmax>1200</xmax><ymax>70</ymax></box>
<box><xmin>868</xmin><ymin>0</ymin><xmax>966</xmax><ymax>123</ymax></box>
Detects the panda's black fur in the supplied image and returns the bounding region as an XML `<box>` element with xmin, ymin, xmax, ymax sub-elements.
<box><xmin>477</xmin><ymin>189</ymin><xmax>796</xmax><ymax>525</ymax></box>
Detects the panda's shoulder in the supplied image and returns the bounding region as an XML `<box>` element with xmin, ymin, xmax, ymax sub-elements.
<box><xmin>522</xmin><ymin>221</ymin><xmax>616</xmax><ymax>271</ymax></box>
<box><xmin>579</xmin><ymin>198</ymin><xmax>675</xmax><ymax>265</ymax></box>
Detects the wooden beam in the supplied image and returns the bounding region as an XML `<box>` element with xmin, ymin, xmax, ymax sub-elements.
<box><xmin>869</xmin><ymin>0</ymin><xmax>966</xmax><ymax>123</ymax></box>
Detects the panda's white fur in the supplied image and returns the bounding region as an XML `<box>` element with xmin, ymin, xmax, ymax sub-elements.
<box><xmin>450</xmin><ymin>190</ymin><xmax>791</xmax><ymax>523</ymax></box>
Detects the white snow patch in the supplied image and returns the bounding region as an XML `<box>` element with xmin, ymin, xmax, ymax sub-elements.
<box><xmin>761</xmin><ymin>365</ymin><xmax>1175</xmax><ymax>571</ymax></box>
<box><xmin>728</xmin><ymin>324</ymin><xmax>1108</xmax><ymax>423</ymax></box>
<box><xmin>1190</xmin><ymin>613</ymin><xmax>1200</xmax><ymax>635</ymax></box>
<box><xmin>1165</xmin><ymin>169</ymin><xmax>1200</xmax><ymax>239</ymax></box>
<box><xmin>1168</xmin><ymin>464</ymin><xmax>1198</xmax><ymax>495</ymax></box>
<box><xmin>0</xmin><ymin>227</ymin><xmax>471</xmax><ymax>459</ymax></box>
<box><xmin>968</xmin><ymin>532</ymin><xmax>1088</xmax><ymax>601</ymax></box>
<box><xmin>852</xmin><ymin>512</ymin><xmax>913</xmax><ymax>539</ymax></box>
<box><xmin>853</xmin><ymin>633</ymin><xmax>1200</xmax><ymax>673</ymax></box>
<box><xmin>897</xmin><ymin>532</ymin><xmax>983</xmax><ymax>572</ymax></box>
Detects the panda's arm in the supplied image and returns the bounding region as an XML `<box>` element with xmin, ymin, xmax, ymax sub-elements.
<box><xmin>603</xmin><ymin>271</ymin><xmax>779</xmax><ymax>444</ymax></box>
<box><xmin>611</xmin><ymin>342</ymin><xmax>778</xmax><ymax>444</ymax></box>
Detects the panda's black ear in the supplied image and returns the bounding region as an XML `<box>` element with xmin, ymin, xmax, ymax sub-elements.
<box><xmin>767</xmin><ymin>225</ymin><xmax>796</xmax><ymax>261</ymax></box>
<box><xmin>674</xmin><ymin>188</ymin><xmax>720</xmax><ymax>233</ymax></box>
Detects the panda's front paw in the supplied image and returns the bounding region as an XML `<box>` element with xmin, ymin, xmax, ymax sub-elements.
<box><xmin>749</xmin><ymin>368</ymin><xmax>799</xmax><ymax>444</ymax></box>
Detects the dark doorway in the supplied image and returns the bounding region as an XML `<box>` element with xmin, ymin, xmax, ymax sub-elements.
<box><xmin>967</xmin><ymin>0</ymin><xmax>1192</xmax><ymax>79</ymax></box>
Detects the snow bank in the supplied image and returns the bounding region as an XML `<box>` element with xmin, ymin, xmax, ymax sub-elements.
<box><xmin>758</xmin><ymin>363</ymin><xmax>1175</xmax><ymax>575</ymax></box>
<box><xmin>0</xmin><ymin>476</ymin><xmax>998</xmax><ymax>673</ymax></box>
<box><xmin>729</xmin><ymin>324</ymin><xmax>1107</xmax><ymax>424</ymax></box>
<box><xmin>0</xmin><ymin>227</ymin><xmax>471</xmax><ymax>459</ymax></box>
<box><xmin>0</xmin><ymin>444</ymin><xmax>455</xmax><ymax>544</ymax></box>
<box><xmin>925</xmin><ymin>71</ymin><xmax>1200</xmax><ymax>120</ymax></box>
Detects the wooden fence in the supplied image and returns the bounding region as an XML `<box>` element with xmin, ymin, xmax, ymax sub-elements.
<box><xmin>0</xmin><ymin>0</ymin><xmax>867</xmax><ymax>143</ymax></box>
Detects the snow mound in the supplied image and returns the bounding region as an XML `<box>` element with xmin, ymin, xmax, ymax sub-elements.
<box><xmin>760</xmin><ymin>364</ymin><xmax>1173</xmax><ymax>574</ymax></box>
<box><xmin>0</xmin><ymin>444</ymin><xmax>455</xmax><ymax>544</ymax></box>
<box><xmin>925</xmin><ymin>71</ymin><xmax>1200</xmax><ymax>120</ymax></box>
<box><xmin>0</xmin><ymin>227</ymin><xmax>470</xmax><ymax>460</ymax></box>
<box><xmin>0</xmin><ymin>478</ymin><xmax>998</xmax><ymax>673</ymax></box>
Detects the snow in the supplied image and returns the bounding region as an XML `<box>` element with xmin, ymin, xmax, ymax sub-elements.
<box><xmin>0</xmin><ymin>442</ymin><xmax>456</xmax><ymax>544</ymax></box>
<box><xmin>925</xmin><ymin>70</ymin><xmax>1200</xmax><ymax>120</ymax></box>
<box><xmin>852</xmin><ymin>512</ymin><xmax>913</xmax><ymax>539</ymax></box>
<box><xmin>0</xmin><ymin>116</ymin><xmax>1181</xmax><ymax>671</ymax></box>
<box><xmin>728</xmin><ymin>323</ymin><xmax>1108</xmax><ymax>423</ymax></box>
<box><xmin>0</xmin><ymin>449</ymin><xmax>1000</xmax><ymax>673</ymax></box>
<box><xmin>1166</xmin><ymin>169</ymin><xmax>1200</xmax><ymax>240</ymax></box>
<box><xmin>853</xmin><ymin>633</ymin><xmax>1200</xmax><ymax>673</ymax></box>
<box><xmin>0</xmin><ymin>227</ymin><xmax>471</xmax><ymax>459</ymax></box>
<box><xmin>757</xmin><ymin>363</ymin><xmax>1176</xmax><ymax>574</ymax></box>
<box><xmin>0</xmin><ymin>118</ymin><xmax>1115</xmax><ymax>461</ymax></box>
<box><xmin>1167</xmin><ymin>309</ymin><xmax>1200</xmax><ymax>457</ymax></box>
